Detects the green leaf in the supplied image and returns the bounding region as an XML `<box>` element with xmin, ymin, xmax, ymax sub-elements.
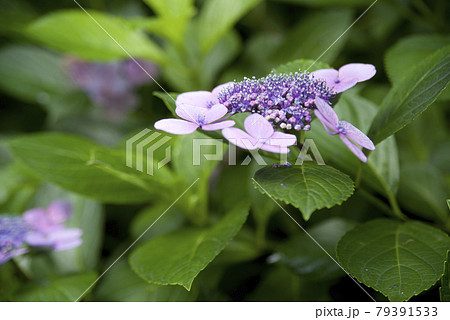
<box><xmin>153</xmin><ymin>91</ymin><xmax>178</xmax><ymax>117</ymax></box>
<box><xmin>397</xmin><ymin>164</ymin><xmax>449</xmax><ymax>223</ymax></box>
<box><xmin>15</xmin><ymin>272</ymin><xmax>97</xmax><ymax>302</ymax></box>
<box><xmin>385</xmin><ymin>34</ymin><xmax>450</xmax><ymax>85</ymax></box>
<box><xmin>369</xmin><ymin>46</ymin><xmax>450</xmax><ymax>145</ymax></box>
<box><xmin>271</xmin><ymin>0</ymin><xmax>372</xmax><ymax>7</ymax></box>
<box><xmin>337</xmin><ymin>219</ymin><xmax>450</xmax><ymax>301</ymax></box>
<box><xmin>271</xmin><ymin>59</ymin><xmax>331</xmax><ymax>74</ymax></box>
<box><xmin>141</xmin><ymin>0</ymin><xmax>195</xmax><ymax>45</ymax></box>
<box><xmin>269</xmin><ymin>9</ymin><xmax>352</xmax><ymax>65</ymax></box>
<box><xmin>0</xmin><ymin>45</ymin><xmax>74</xmax><ymax>103</ymax></box>
<box><xmin>26</xmin><ymin>10</ymin><xmax>165</xmax><ymax>63</ymax></box>
<box><xmin>130</xmin><ymin>203</ymin><xmax>249</xmax><ymax>290</ymax></box>
<box><xmin>7</xmin><ymin>133</ymin><xmax>178</xmax><ymax>204</ymax></box>
<box><xmin>95</xmin><ymin>259</ymin><xmax>197</xmax><ymax>301</ymax></box>
<box><xmin>277</xmin><ymin>218</ymin><xmax>357</xmax><ymax>280</ymax></box>
<box><xmin>196</xmin><ymin>0</ymin><xmax>262</xmax><ymax>52</ymax></box>
<box><xmin>253</xmin><ymin>164</ymin><xmax>354</xmax><ymax>220</ymax></box>
<box><xmin>440</xmin><ymin>251</ymin><xmax>450</xmax><ymax>302</ymax></box>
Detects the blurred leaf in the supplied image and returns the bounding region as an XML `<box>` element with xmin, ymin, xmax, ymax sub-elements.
<box><xmin>271</xmin><ymin>59</ymin><xmax>331</xmax><ymax>74</ymax></box>
<box><xmin>130</xmin><ymin>203</ymin><xmax>185</xmax><ymax>242</ymax></box>
<box><xmin>199</xmin><ymin>31</ymin><xmax>242</xmax><ymax>88</ymax></box>
<box><xmin>141</xmin><ymin>0</ymin><xmax>195</xmax><ymax>45</ymax></box>
<box><xmin>270</xmin><ymin>9</ymin><xmax>352</xmax><ymax>65</ymax></box>
<box><xmin>95</xmin><ymin>259</ymin><xmax>197</xmax><ymax>301</ymax></box>
<box><xmin>337</xmin><ymin>219</ymin><xmax>450</xmax><ymax>301</ymax></box>
<box><xmin>253</xmin><ymin>164</ymin><xmax>354</xmax><ymax>220</ymax></box>
<box><xmin>196</xmin><ymin>0</ymin><xmax>262</xmax><ymax>52</ymax></box>
<box><xmin>130</xmin><ymin>203</ymin><xmax>249</xmax><ymax>290</ymax></box>
<box><xmin>397</xmin><ymin>164</ymin><xmax>449</xmax><ymax>223</ymax></box>
<box><xmin>441</xmin><ymin>251</ymin><xmax>450</xmax><ymax>302</ymax></box>
<box><xmin>277</xmin><ymin>217</ymin><xmax>357</xmax><ymax>280</ymax></box>
<box><xmin>26</xmin><ymin>10</ymin><xmax>165</xmax><ymax>63</ymax></box>
<box><xmin>15</xmin><ymin>272</ymin><xmax>97</xmax><ymax>302</ymax></box>
<box><xmin>385</xmin><ymin>34</ymin><xmax>450</xmax><ymax>85</ymax></box>
<box><xmin>0</xmin><ymin>45</ymin><xmax>73</xmax><ymax>103</ymax></box>
<box><xmin>272</xmin><ymin>0</ymin><xmax>372</xmax><ymax>7</ymax></box>
<box><xmin>7</xmin><ymin>133</ymin><xmax>178</xmax><ymax>204</ymax></box>
<box><xmin>369</xmin><ymin>46</ymin><xmax>450</xmax><ymax>145</ymax></box>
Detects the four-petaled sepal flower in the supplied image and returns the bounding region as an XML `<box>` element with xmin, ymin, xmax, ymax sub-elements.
<box><xmin>222</xmin><ymin>114</ymin><xmax>297</xmax><ymax>154</ymax></box>
<box><xmin>314</xmin><ymin>97</ymin><xmax>375</xmax><ymax>162</ymax></box>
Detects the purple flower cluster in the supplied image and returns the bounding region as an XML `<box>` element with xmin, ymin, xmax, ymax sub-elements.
<box><xmin>218</xmin><ymin>72</ymin><xmax>333</xmax><ymax>131</ymax></box>
<box><xmin>154</xmin><ymin>63</ymin><xmax>377</xmax><ymax>162</ymax></box>
<box><xmin>0</xmin><ymin>200</ymin><xmax>82</xmax><ymax>265</ymax></box>
<box><xmin>66</xmin><ymin>58</ymin><xmax>158</xmax><ymax>119</ymax></box>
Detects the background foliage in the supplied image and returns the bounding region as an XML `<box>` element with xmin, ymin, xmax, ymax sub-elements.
<box><xmin>0</xmin><ymin>0</ymin><xmax>449</xmax><ymax>302</ymax></box>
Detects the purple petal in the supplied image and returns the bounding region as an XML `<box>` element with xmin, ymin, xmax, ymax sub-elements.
<box><xmin>260</xmin><ymin>143</ymin><xmax>290</xmax><ymax>154</ymax></box>
<box><xmin>202</xmin><ymin>120</ymin><xmax>235</xmax><ymax>131</ymax></box>
<box><xmin>176</xmin><ymin>91</ymin><xmax>214</xmax><ymax>109</ymax></box>
<box><xmin>339</xmin><ymin>121</ymin><xmax>375</xmax><ymax>150</ymax></box>
<box><xmin>211</xmin><ymin>82</ymin><xmax>233</xmax><ymax>99</ymax></box>
<box><xmin>315</xmin><ymin>98</ymin><xmax>339</xmax><ymax>128</ymax></box>
<box><xmin>175</xmin><ymin>104</ymin><xmax>208</xmax><ymax>122</ymax></box>
<box><xmin>154</xmin><ymin>119</ymin><xmax>199</xmax><ymax>135</ymax></box>
<box><xmin>244</xmin><ymin>114</ymin><xmax>274</xmax><ymax>139</ymax></box>
<box><xmin>267</xmin><ymin>131</ymin><xmax>297</xmax><ymax>147</ymax></box>
<box><xmin>23</xmin><ymin>208</ymin><xmax>47</xmax><ymax>228</ymax></box>
<box><xmin>339</xmin><ymin>63</ymin><xmax>376</xmax><ymax>83</ymax></box>
<box><xmin>340</xmin><ymin>135</ymin><xmax>368</xmax><ymax>162</ymax></box>
<box><xmin>311</xmin><ymin>69</ymin><xmax>339</xmax><ymax>89</ymax></box>
<box><xmin>47</xmin><ymin>200</ymin><xmax>72</xmax><ymax>224</ymax></box>
<box><xmin>53</xmin><ymin>239</ymin><xmax>83</xmax><ymax>251</ymax></box>
<box><xmin>205</xmin><ymin>104</ymin><xmax>228</xmax><ymax>123</ymax></box>
<box><xmin>25</xmin><ymin>232</ymin><xmax>52</xmax><ymax>247</ymax></box>
<box><xmin>222</xmin><ymin>127</ymin><xmax>261</xmax><ymax>150</ymax></box>
<box><xmin>332</xmin><ymin>79</ymin><xmax>359</xmax><ymax>93</ymax></box>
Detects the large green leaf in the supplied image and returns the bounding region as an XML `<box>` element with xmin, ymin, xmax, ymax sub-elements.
<box><xmin>369</xmin><ymin>46</ymin><xmax>450</xmax><ymax>145</ymax></box>
<box><xmin>129</xmin><ymin>203</ymin><xmax>249</xmax><ymax>290</ymax></box>
<box><xmin>196</xmin><ymin>0</ymin><xmax>261</xmax><ymax>52</ymax></box>
<box><xmin>272</xmin><ymin>0</ymin><xmax>372</xmax><ymax>7</ymax></box>
<box><xmin>337</xmin><ymin>219</ymin><xmax>450</xmax><ymax>301</ymax></box>
<box><xmin>7</xmin><ymin>133</ymin><xmax>178</xmax><ymax>203</ymax></box>
<box><xmin>269</xmin><ymin>9</ymin><xmax>352</xmax><ymax>65</ymax></box>
<box><xmin>271</xmin><ymin>59</ymin><xmax>331</xmax><ymax>74</ymax></box>
<box><xmin>441</xmin><ymin>251</ymin><xmax>450</xmax><ymax>302</ymax></box>
<box><xmin>15</xmin><ymin>273</ymin><xmax>97</xmax><ymax>302</ymax></box>
<box><xmin>26</xmin><ymin>10</ymin><xmax>165</xmax><ymax>63</ymax></box>
<box><xmin>253</xmin><ymin>164</ymin><xmax>354</xmax><ymax>220</ymax></box>
<box><xmin>277</xmin><ymin>218</ymin><xmax>357</xmax><ymax>280</ymax></box>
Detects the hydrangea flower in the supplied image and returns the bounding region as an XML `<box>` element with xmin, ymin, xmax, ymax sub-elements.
<box><xmin>311</xmin><ymin>63</ymin><xmax>376</xmax><ymax>93</ymax></box>
<box><xmin>0</xmin><ymin>216</ymin><xmax>28</xmax><ymax>264</ymax></box>
<box><xmin>154</xmin><ymin>103</ymin><xmax>236</xmax><ymax>135</ymax></box>
<box><xmin>314</xmin><ymin>97</ymin><xmax>375</xmax><ymax>162</ymax></box>
<box><xmin>222</xmin><ymin>114</ymin><xmax>297</xmax><ymax>154</ymax></box>
<box><xmin>217</xmin><ymin>73</ymin><xmax>333</xmax><ymax>131</ymax></box>
<box><xmin>66</xmin><ymin>58</ymin><xmax>158</xmax><ymax>119</ymax></box>
<box><xmin>23</xmin><ymin>201</ymin><xmax>82</xmax><ymax>251</ymax></box>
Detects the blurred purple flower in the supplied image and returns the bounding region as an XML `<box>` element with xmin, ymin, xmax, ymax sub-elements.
<box><xmin>65</xmin><ymin>58</ymin><xmax>158</xmax><ymax>119</ymax></box>
<box><xmin>23</xmin><ymin>201</ymin><xmax>82</xmax><ymax>251</ymax></box>
<box><xmin>311</xmin><ymin>63</ymin><xmax>376</xmax><ymax>93</ymax></box>
<box><xmin>155</xmin><ymin>103</ymin><xmax>235</xmax><ymax>135</ymax></box>
<box><xmin>314</xmin><ymin>97</ymin><xmax>375</xmax><ymax>162</ymax></box>
<box><xmin>0</xmin><ymin>216</ymin><xmax>28</xmax><ymax>264</ymax></box>
<box><xmin>222</xmin><ymin>113</ymin><xmax>297</xmax><ymax>154</ymax></box>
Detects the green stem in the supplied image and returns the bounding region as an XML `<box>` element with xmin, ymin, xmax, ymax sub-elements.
<box><xmin>354</xmin><ymin>162</ymin><xmax>363</xmax><ymax>189</ymax></box>
<box><xmin>358</xmin><ymin>189</ymin><xmax>394</xmax><ymax>217</ymax></box>
<box><xmin>386</xmin><ymin>190</ymin><xmax>408</xmax><ymax>221</ymax></box>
